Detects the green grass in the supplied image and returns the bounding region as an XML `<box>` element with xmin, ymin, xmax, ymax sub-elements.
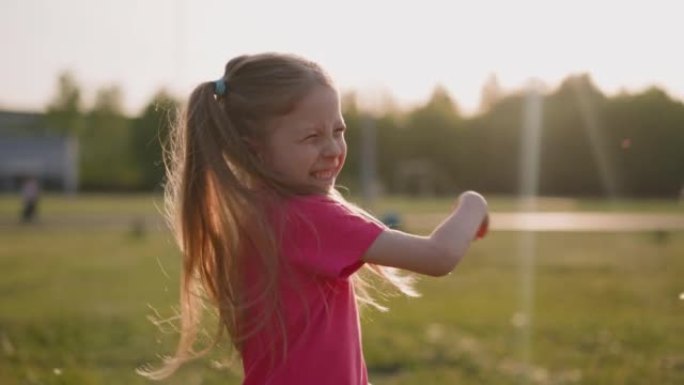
<box><xmin>1</xmin><ymin>193</ymin><xmax>682</xmax><ymax>219</ymax></box>
<box><xmin>0</xmin><ymin>194</ymin><xmax>165</xmax><ymax>217</ymax></box>
<box><xmin>1</xmin><ymin>195</ymin><xmax>683</xmax><ymax>384</ymax></box>
<box><xmin>362</xmin><ymin>231</ymin><xmax>684</xmax><ymax>384</ymax></box>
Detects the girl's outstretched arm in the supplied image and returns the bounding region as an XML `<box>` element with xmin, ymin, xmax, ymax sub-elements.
<box><xmin>363</xmin><ymin>191</ymin><xmax>488</xmax><ymax>277</ymax></box>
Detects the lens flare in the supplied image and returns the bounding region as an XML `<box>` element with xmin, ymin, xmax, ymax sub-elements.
<box><xmin>571</xmin><ymin>81</ymin><xmax>619</xmax><ymax>198</ymax></box>
<box><xmin>516</xmin><ymin>79</ymin><xmax>543</xmax><ymax>371</ymax></box>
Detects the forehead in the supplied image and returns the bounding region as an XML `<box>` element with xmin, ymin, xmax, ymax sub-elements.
<box><xmin>270</xmin><ymin>86</ymin><xmax>343</xmax><ymax>133</ymax></box>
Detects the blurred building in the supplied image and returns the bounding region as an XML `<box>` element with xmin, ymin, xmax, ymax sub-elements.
<box><xmin>0</xmin><ymin>110</ymin><xmax>79</xmax><ymax>193</ymax></box>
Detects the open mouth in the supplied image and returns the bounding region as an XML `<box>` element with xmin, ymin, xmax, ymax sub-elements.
<box><xmin>311</xmin><ymin>169</ymin><xmax>335</xmax><ymax>180</ymax></box>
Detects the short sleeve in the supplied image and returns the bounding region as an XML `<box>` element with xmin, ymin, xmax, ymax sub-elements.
<box><xmin>279</xmin><ymin>196</ymin><xmax>385</xmax><ymax>279</ymax></box>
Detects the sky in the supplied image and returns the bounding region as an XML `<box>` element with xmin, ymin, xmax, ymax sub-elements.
<box><xmin>1</xmin><ymin>0</ymin><xmax>683</xmax><ymax>116</ymax></box>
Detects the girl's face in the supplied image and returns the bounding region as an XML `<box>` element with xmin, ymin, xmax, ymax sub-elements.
<box><xmin>262</xmin><ymin>85</ymin><xmax>347</xmax><ymax>192</ymax></box>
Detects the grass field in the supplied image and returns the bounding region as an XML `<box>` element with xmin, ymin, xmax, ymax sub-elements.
<box><xmin>1</xmin><ymin>194</ymin><xmax>683</xmax><ymax>384</ymax></box>
<box><xmin>1</xmin><ymin>193</ymin><xmax>683</xmax><ymax>219</ymax></box>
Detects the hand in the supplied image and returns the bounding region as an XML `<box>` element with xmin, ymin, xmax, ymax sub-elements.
<box><xmin>475</xmin><ymin>214</ymin><xmax>489</xmax><ymax>240</ymax></box>
<box><xmin>454</xmin><ymin>191</ymin><xmax>489</xmax><ymax>241</ymax></box>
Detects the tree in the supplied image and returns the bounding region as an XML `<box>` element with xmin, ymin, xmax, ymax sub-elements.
<box><xmin>131</xmin><ymin>90</ymin><xmax>180</xmax><ymax>190</ymax></box>
<box><xmin>478</xmin><ymin>73</ymin><xmax>504</xmax><ymax>113</ymax></box>
<box><xmin>80</xmin><ymin>85</ymin><xmax>137</xmax><ymax>189</ymax></box>
<box><xmin>540</xmin><ymin>74</ymin><xmax>611</xmax><ymax>196</ymax></box>
<box><xmin>45</xmin><ymin>71</ymin><xmax>84</xmax><ymax>134</ymax></box>
<box><xmin>605</xmin><ymin>88</ymin><xmax>684</xmax><ymax>197</ymax></box>
<box><xmin>398</xmin><ymin>85</ymin><xmax>463</xmax><ymax>194</ymax></box>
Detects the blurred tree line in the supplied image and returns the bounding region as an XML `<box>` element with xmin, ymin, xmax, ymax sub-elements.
<box><xmin>43</xmin><ymin>71</ymin><xmax>684</xmax><ymax>197</ymax></box>
<box><xmin>45</xmin><ymin>72</ymin><xmax>178</xmax><ymax>191</ymax></box>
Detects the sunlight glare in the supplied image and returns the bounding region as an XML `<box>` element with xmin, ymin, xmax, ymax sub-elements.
<box><xmin>516</xmin><ymin>79</ymin><xmax>543</xmax><ymax>375</ymax></box>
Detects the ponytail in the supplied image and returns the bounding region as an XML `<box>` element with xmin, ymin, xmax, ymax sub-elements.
<box><xmin>140</xmin><ymin>80</ymin><xmax>284</xmax><ymax>379</ymax></box>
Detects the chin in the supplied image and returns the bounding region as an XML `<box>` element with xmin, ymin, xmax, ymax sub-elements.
<box><xmin>309</xmin><ymin>180</ymin><xmax>335</xmax><ymax>194</ymax></box>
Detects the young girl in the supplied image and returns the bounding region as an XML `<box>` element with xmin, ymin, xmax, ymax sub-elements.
<box><xmin>141</xmin><ymin>52</ymin><xmax>489</xmax><ymax>384</ymax></box>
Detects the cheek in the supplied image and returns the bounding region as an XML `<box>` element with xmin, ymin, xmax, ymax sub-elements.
<box><xmin>338</xmin><ymin>139</ymin><xmax>348</xmax><ymax>164</ymax></box>
<box><xmin>261</xmin><ymin>146</ymin><xmax>291</xmax><ymax>175</ymax></box>
<box><xmin>342</xmin><ymin>137</ymin><xmax>348</xmax><ymax>155</ymax></box>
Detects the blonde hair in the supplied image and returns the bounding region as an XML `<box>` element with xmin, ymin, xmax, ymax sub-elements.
<box><xmin>139</xmin><ymin>53</ymin><xmax>417</xmax><ymax>379</ymax></box>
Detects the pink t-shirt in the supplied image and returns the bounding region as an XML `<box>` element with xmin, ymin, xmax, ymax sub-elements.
<box><xmin>241</xmin><ymin>195</ymin><xmax>385</xmax><ymax>385</ymax></box>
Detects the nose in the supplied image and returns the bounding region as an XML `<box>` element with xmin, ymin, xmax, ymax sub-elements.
<box><xmin>322</xmin><ymin>137</ymin><xmax>344</xmax><ymax>158</ymax></box>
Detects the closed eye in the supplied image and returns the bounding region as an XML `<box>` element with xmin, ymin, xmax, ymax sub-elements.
<box><xmin>334</xmin><ymin>126</ymin><xmax>346</xmax><ymax>136</ymax></box>
<box><xmin>302</xmin><ymin>133</ymin><xmax>319</xmax><ymax>141</ymax></box>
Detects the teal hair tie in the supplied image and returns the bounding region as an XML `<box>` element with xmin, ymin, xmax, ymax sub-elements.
<box><xmin>214</xmin><ymin>79</ymin><xmax>227</xmax><ymax>96</ymax></box>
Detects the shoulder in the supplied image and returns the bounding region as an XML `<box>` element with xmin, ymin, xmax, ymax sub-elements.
<box><xmin>277</xmin><ymin>193</ymin><xmax>387</xmax><ymax>242</ymax></box>
<box><xmin>278</xmin><ymin>194</ymin><xmax>386</xmax><ymax>278</ymax></box>
<box><xmin>284</xmin><ymin>194</ymin><xmax>383</xmax><ymax>227</ymax></box>
<box><xmin>287</xmin><ymin>193</ymin><xmax>340</xmax><ymax>209</ymax></box>
<box><xmin>287</xmin><ymin>194</ymin><xmax>342</xmax><ymax>213</ymax></box>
